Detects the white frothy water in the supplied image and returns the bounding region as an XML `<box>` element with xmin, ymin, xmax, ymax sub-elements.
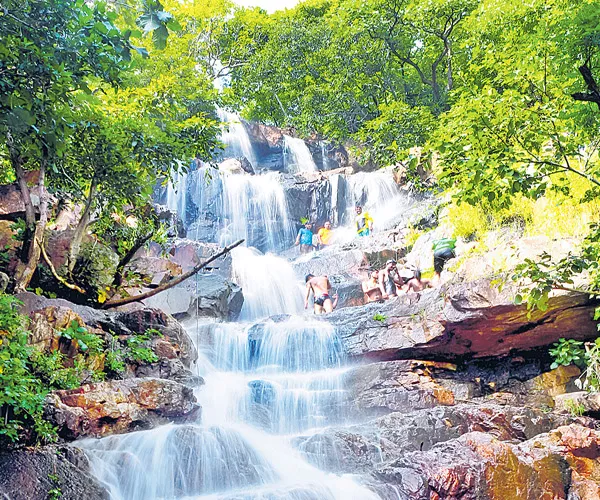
<box><xmin>218</xmin><ymin>109</ymin><xmax>258</xmax><ymax>168</ymax></box>
<box><xmin>283</xmin><ymin>135</ymin><xmax>318</xmax><ymax>173</ymax></box>
<box><xmin>80</xmin><ymin>314</ymin><xmax>378</xmax><ymax>499</ymax></box>
<box><xmin>166</xmin><ymin>169</ymin><xmax>189</xmax><ymax>222</ymax></box>
<box><xmin>184</xmin><ymin>166</ymin><xmax>295</xmax><ymax>252</ymax></box>
<box><xmin>231</xmin><ymin>247</ymin><xmax>303</xmax><ymax>321</ymax></box>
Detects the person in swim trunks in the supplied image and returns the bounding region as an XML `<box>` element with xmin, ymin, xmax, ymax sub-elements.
<box><xmin>305</xmin><ymin>274</ymin><xmax>338</xmax><ymax>314</ymax></box>
<box><xmin>378</xmin><ymin>260</ymin><xmax>404</xmax><ymax>299</ymax></box>
<box><xmin>406</xmin><ymin>269</ymin><xmax>432</xmax><ymax>293</ymax></box>
<box><xmin>295</xmin><ymin>222</ymin><xmax>315</xmax><ymax>254</ymax></box>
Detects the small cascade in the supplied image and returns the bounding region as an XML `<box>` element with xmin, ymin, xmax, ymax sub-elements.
<box><xmin>80</xmin><ymin>315</ymin><xmax>377</xmax><ymax>500</ymax></box>
<box><xmin>231</xmin><ymin>247</ymin><xmax>303</xmax><ymax>321</ymax></box>
<box><xmin>283</xmin><ymin>135</ymin><xmax>318</xmax><ymax>173</ymax></box>
<box><xmin>346</xmin><ymin>169</ymin><xmax>410</xmax><ymax>232</ymax></box>
<box><xmin>185</xmin><ymin>167</ymin><xmax>295</xmax><ymax>253</ymax></box>
<box><xmin>218</xmin><ymin>108</ymin><xmax>258</xmax><ymax>168</ymax></box>
<box><xmin>165</xmin><ymin>168</ymin><xmax>189</xmax><ymax>222</ymax></box>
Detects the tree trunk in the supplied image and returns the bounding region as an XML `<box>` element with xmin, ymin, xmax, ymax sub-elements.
<box><xmin>67</xmin><ymin>180</ymin><xmax>97</xmax><ymax>274</ymax></box>
<box><xmin>13</xmin><ymin>145</ymin><xmax>49</xmax><ymax>293</ymax></box>
<box><xmin>102</xmin><ymin>239</ymin><xmax>244</xmax><ymax>309</ymax></box>
<box><xmin>445</xmin><ymin>38</ymin><xmax>453</xmax><ymax>91</ymax></box>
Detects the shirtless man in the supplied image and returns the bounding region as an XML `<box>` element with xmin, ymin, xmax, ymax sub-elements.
<box><xmin>305</xmin><ymin>274</ymin><xmax>338</xmax><ymax>314</ymax></box>
<box><xmin>362</xmin><ymin>270</ymin><xmax>383</xmax><ymax>303</ymax></box>
<box><xmin>378</xmin><ymin>260</ymin><xmax>405</xmax><ymax>299</ymax></box>
<box><xmin>405</xmin><ymin>269</ymin><xmax>432</xmax><ymax>293</ymax></box>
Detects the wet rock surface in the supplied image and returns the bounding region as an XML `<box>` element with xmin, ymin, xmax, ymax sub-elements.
<box><xmin>45</xmin><ymin>377</ymin><xmax>200</xmax><ymax>439</ymax></box>
<box><xmin>0</xmin><ymin>446</ymin><xmax>108</xmax><ymax>500</ymax></box>
<box><xmin>143</xmin><ymin>273</ymin><xmax>244</xmax><ymax>320</ymax></box>
<box><xmin>327</xmin><ymin>279</ymin><xmax>599</xmax><ymax>362</ymax></box>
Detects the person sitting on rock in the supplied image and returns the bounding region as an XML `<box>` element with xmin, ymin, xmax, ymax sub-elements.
<box><xmin>405</xmin><ymin>269</ymin><xmax>432</xmax><ymax>293</ymax></box>
<box><xmin>317</xmin><ymin>221</ymin><xmax>333</xmax><ymax>249</ymax></box>
<box><xmin>378</xmin><ymin>260</ymin><xmax>405</xmax><ymax>299</ymax></box>
<box><xmin>362</xmin><ymin>269</ymin><xmax>383</xmax><ymax>302</ymax></box>
<box><xmin>295</xmin><ymin>222</ymin><xmax>315</xmax><ymax>254</ymax></box>
<box><xmin>355</xmin><ymin>205</ymin><xmax>373</xmax><ymax>237</ymax></box>
<box><xmin>305</xmin><ymin>274</ymin><xmax>338</xmax><ymax>314</ymax></box>
<box><xmin>432</xmin><ymin>236</ymin><xmax>457</xmax><ymax>285</ymax></box>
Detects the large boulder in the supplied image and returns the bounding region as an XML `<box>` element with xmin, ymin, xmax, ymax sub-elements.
<box><xmin>327</xmin><ymin>279</ymin><xmax>599</xmax><ymax>362</ymax></box>
<box><xmin>294</xmin><ymin>403</ymin><xmax>594</xmax><ymax>477</ymax></box>
<box><xmin>45</xmin><ymin>377</ymin><xmax>200</xmax><ymax>439</ymax></box>
<box><xmin>0</xmin><ymin>445</ymin><xmax>108</xmax><ymax>500</ymax></box>
<box><xmin>143</xmin><ymin>274</ymin><xmax>244</xmax><ymax>320</ymax></box>
<box><xmin>342</xmin><ymin>360</ymin><xmax>455</xmax><ymax>419</ymax></box>
<box><xmin>375</xmin><ymin>424</ymin><xmax>600</xmax><ymax>499</ymax></box>
<box><xmin>17</xmin><ymin>293</ymin><xmax>198</xmax><ymax>378</ymax></box>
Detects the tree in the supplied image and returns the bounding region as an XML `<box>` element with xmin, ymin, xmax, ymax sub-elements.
<box><xmin>0</xmin><ymin>0</ymin><xmax>133</xmax><ymax>292</ymax></box>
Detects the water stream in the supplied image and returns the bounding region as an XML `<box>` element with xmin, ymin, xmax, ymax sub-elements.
<box><xmin>79</xmin><ymin>125</ymin><xmax>400</xmax><ymax>499</ymax></box>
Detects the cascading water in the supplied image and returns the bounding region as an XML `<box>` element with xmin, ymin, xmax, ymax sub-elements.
<box><xmin>283</xmin><ymin>135</ymin><xmax>318</xmax><ymax>173</ymax></box>
<box><xmin>218</xmin><ymin>109</ymin><xmax>258</xmax><ymax>169</ymax></box>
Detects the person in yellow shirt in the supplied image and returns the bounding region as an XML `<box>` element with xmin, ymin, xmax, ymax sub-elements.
<box><xmin>317</xmin><ymin>221</ymin><xmax>333</xmax><ymax>248</ymax></box>
<box><xmin>355</xmin><ymin>205</ymin><xmax>373</xmax><ymax>237</ymax></box>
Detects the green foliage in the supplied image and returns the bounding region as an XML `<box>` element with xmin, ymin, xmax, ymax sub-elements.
<box><xmin>126</xmin><ymin>332</ymin><xmax>159</xmax><ymax>364</ymax></box>
<box><xmin>549</xmin><ymin>338</ymin><xmax>586</xmax><ymax>370</ymax></box>
<box><xmin>549</xmin><ymin>337</ymin><xmax>600</xmax><ymax>393</ymax></box>
<box><xmin>60</xmin><ymin>320</ymin><xmax>104</xmax><ymax>355</ymax></box>
<box><xmin>105</xmin><ymin>349</ymin><xmax>126</xmax><ymax>376</ymax></box>
<box><xmin>372</xmin><ymin>313</ymin><xmax>387</xmax><ymax>322</ymax></box>
<box><xmin>0</xmin><ymin>294</ymin><xmax>56</xmax><ymax>444</ymax></box>
<box><xmin>563</xmin><ymin>398</ymin><xmax>586</xmax><ymax>417</ymax></box>
<box><xmin>47</xmin><ymin>473</ymin><xmax>62</xmax><ymax>500</ymax></box>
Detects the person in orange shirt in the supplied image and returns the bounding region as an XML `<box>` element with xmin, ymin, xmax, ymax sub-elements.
<box><xmin>317</xmin><ymin>221</ymin><xmax>333</xmax><ymax>249</ymax></box>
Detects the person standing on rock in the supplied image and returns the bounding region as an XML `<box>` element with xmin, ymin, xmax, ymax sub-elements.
<box><xmin>305</xmin><ymin>274</ymin><xmax>338</xmax><ymax>314</ymax></box>
<box><xmin>355</xmin><ymin>206</ymin><xmax>373</xmax><ymax>237</ymax></box>
<box><xmin>295</xmin><ymin>222</ymin><xmax>315</xmax><ymax>254</ymax></box>
<box><xmin>432</xmin><ymin>236</ymin><xmax>456</xmax><ymax>284</ymax></box>
<box><xmin>317</xmin><ymin>221</ymin><xmax>333</xmax><ymax>249</ymax></box>
<box><xmin>378</xmin><ymin>260</ymin><xmax>404</xmax><ymax>299</ymax></box>
<box><xmin>362</xmin><ymin>270</ymin><xmax>383</xmax><ymax>302</ymax></box>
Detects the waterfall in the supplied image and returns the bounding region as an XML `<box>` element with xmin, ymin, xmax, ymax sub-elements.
<box><xmin>283</xmin><ymin>135</ymin><xmax>318</xmax><ymax>173</ymax></box>
<box><xmin>231</xmin><ymin>247</ymin><xmax>303</xmax><ymax>321</ymax></box>
<box><xmin>186</xmin><ymin>167</ymin><xmax>295</xmax><ymax>253</ymax></box>
<box><xmin>79</xmin><ymin>313</ymin><xmax>378</xmax><ymax>500</ymax></box>
<box><xmin>165</xmin><ymin>169</ymin><xmax>189</xmax><ymax>223</ymax></box>
<box><xmin>218</xmin><ymin>109</ymin><xmax>258</xmax><ymax>168</ymax></box>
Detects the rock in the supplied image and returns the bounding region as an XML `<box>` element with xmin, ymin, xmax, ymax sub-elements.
<box><xmin>291</xmin><ymin>248</ymin><xmax>368</xmax><ymax>279</ymax></box>
<box><xmin>327</xmin><ymin>278</ymin><xmax>599</xmax><ymax>362</ymax></box>
<box><xmin>294</xmin><ymin>403</ymin><xmax>591</xmax><ymax>476</ymax></box>
<box><xmin>45</xmin><ymin>377</ymin><xmax>200</xmax><ymax>439</ymax></box>
<box><xmin>0</xmin><ymin>445</ymin><xmax>108</xmax><ymax>500</ymax></box>
<box><xmin>555</xmin><ymin>391</ymin><xmax>600</xmax><ymax>415</ymax></box>
<box><xmin>125</xmin><ymin>255</ymin><xmax>183</xmax><ymax>286</ymax></box>
<box><xmin>0</xmin><ymin>182</ymin><xmax>28</xmax><ymax>218</ymax></box>
<box><xmin>342</xmin><ymin>361</ymin><xmax>455</xmax><ymax>419</ymax></box>
<box><xmin>154</xmin><ymin>204</ymin><xmax>186</xmax><ymax>238</ymax></box>
<box><xmin>372</xmin><ymin>424</ymin><xmax>600</xmax><ymax>499</ymax></box>
<box><xmin>143</xmin><ymin>274</ymin><xmax>244</xmax><ymax>320</ymax></box>
<box><xmin>218</xmin><ymin>157</ymin><xmax>255</xmax><ymax>175</ymax></box>
<box><xmin>17</xmin><ymin>293</ymin><xmax>198</xmax><ymax>373</ymax></box>
<box><xmin>0</xmin><ymin>271</ymin><xmax>9</xmax><ymax>292</ymax></box>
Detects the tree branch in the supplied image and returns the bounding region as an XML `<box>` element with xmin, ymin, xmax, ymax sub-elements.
<box><xmin>38</xmin><ymin>238</ymin><xmax>87</xmax><ymax>295</ymax></box>
<box><xmin>102</xmin><ymin>239</ymin><xmax>245</xmax><ymax>309</ymax></box>
<box><xmin>572</xmin><ymin>64</ymin><xmax>600</xmax><ymax>111</ymax></box>
<box><xmin>113</xmin><ymin>231</ymin><xmax>154</xmax><ymax>288</ymax></box>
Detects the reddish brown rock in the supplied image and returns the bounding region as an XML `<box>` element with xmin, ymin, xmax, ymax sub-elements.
<box><xmin>45</xmin><ymin>378</ymin><xmax>200</xmax><ymax>439</ymax></box>
<box><xmin>375</xmin><ymin>424</ymin><xmax>600</xmax><ymax>499</ymax></box>
<box><xmin>329</xmin><ymin>278</ymin><xmax>599</xmax><ymax>362</ymax></box>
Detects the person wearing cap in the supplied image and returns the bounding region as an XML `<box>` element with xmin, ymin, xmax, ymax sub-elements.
<box><xmin>355</xmin><ymin>205</ymin><xmax>373</xmax><ymax>237</ymax></box>
<box><xmin>378</xmin><ymin>259</ymin><xmax>404</xmax><ymax>299</ymax></box>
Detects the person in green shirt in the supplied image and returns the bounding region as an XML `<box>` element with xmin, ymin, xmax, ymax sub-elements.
<box><xmin>432</xmin><ymin>236</ymin><xmax>456</xmax><ymax>284</ymax></box>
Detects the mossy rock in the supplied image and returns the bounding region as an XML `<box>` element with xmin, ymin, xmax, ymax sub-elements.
<box><xmin>71</xmin><ymin>240</ymin><xmax>119</xmax><ymax>301</ymax></box>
